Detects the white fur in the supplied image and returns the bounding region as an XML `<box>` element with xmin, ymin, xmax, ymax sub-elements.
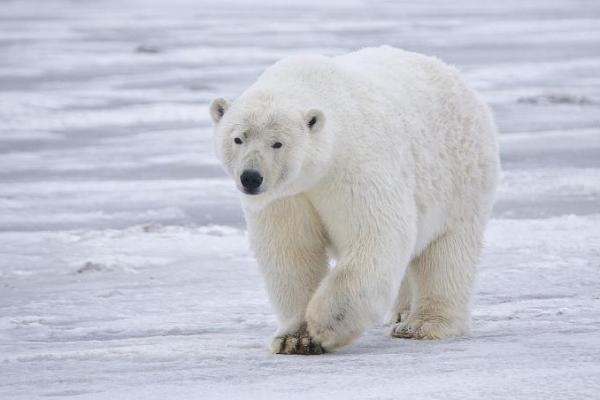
<box><xmin>210</xmin><ymin>46</ymin><xmax>500</xmax><ymax>353</ymax></box>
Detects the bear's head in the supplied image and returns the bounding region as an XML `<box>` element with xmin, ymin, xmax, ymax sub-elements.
<box><xmin>209</xmin><ymin>94</ymin><xmax>331</xmax><ymax>207</ymax></box>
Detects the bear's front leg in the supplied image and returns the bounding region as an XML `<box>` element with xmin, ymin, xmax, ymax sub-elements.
<box><xmin>305</xmin><ymin>221</ymin><xmax>415</xmax><ymax>351</ymax></box>
<box><xmin>304</xmin><ymin>258</ymin><xmax>394</xmax><ymax>351</ymax></box>
<box><xmin>245</xmin><ymin>195</ymin><xmax>329</xmax><ymax>355</ymax></box>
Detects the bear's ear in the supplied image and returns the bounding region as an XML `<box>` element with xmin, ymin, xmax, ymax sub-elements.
<box><xmin>304</xmin><ymin>109</ymin><xmax>325</xmax><ymax>133</ymax></box>
<box><xmin>209</xmin><ymin>98</ymin><xmax>230</xmax><ymax>124</ymax></box>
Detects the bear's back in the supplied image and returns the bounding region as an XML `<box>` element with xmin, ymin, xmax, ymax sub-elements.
<box><xmin>256</xmin><ymin>54</ymin><xmax>341</xmax><ymax>89</ymax></box>
<box><xmin>254</xmin><ymin>47</ymin><xmax>462</xmax><ymax>111</ymax></box>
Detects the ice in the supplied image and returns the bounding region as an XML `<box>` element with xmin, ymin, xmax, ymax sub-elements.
<box><xmin>1</xmin><ymin>0</ymin><xmax>599</xmax><ymax>399</ymax></box>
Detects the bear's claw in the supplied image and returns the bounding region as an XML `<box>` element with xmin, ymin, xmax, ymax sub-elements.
<box><xmin>273</xmin><ymin>323</ymin><xmax>325</xmax><ymax>355</ymax></box>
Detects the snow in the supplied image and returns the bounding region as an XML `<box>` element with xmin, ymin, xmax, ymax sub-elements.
<box><xmin>1</xmin><ymin>0</ymin><xmax>599</xmax><ymax>398</ymax></box>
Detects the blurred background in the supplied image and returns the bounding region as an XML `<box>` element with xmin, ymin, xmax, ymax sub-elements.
<box><xmin>1</xmin><ymin>1</ymin><xmax>599</xmax><ymax>399</ymax></box>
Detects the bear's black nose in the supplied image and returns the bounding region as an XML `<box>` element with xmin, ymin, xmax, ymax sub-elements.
<box><xmin>240</xmin><ymin>169</ymin><xmax>263</xmax><ymax>193</ymax></box>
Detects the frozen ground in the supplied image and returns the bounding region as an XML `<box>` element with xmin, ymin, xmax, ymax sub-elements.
<box><xmin>1</xmin><ymin>0</ymin><xmax>599</xmax><ymax>398</ymax></box>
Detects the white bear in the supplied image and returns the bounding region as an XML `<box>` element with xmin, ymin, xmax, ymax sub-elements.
<box><xmin>209</xmin><ymin>46</ymin><xmax>500</xmax><ymax>354</ymax></box>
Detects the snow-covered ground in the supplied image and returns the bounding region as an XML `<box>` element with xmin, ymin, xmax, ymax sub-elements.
<box><xmin>1</xmin><ymin>0</ymin><xmax>599</xmax><ymax>398</ymax></box>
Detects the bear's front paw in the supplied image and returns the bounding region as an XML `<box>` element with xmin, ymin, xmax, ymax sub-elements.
<box><xmin>306</xmin><ymin>299</ymin><xmax>364</xmax><ymax>351</ymax></box>
<box><xmin>271</xmin><ymin>322</ymin><xmax>325</xmax><ymax>355</ymax></box>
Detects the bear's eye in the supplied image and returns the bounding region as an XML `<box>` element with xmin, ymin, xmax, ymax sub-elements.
<box><xmin>234</xmin><ymin>137</ymin><xmax>243</xmax><ymax>145</ymax></box>
<box><xmin>272</xmin><ymin>142</ymin><xmax>283</xmax><ymax>149</ymax></box>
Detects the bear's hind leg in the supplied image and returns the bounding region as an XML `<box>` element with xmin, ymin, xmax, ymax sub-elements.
<box><xmin>391</xmin><ymin>222</ymin><xmax>482</xmax><ymax>339</ymax></box>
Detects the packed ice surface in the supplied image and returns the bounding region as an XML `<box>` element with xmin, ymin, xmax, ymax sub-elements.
<box><xmin>1</xmin><ymin>0</ymin><xmax>599</xmax><ymax>399</ymax></box>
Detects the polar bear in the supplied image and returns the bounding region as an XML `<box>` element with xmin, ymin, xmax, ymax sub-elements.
<box><xmin>209</xmin><ymin>46</ymin><xmax>499</xmax><ymax>355</ymax></box>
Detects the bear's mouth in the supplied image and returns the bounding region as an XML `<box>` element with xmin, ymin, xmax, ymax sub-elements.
<box><xmin>237</xmin><ymin>185</ymin><xmax>263</xmax><ymax>196</ymax></box>
<box><xmin>242</xmin><ymin>188</ymin><xmax>261</xmax><ymax>195</ymax></box>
